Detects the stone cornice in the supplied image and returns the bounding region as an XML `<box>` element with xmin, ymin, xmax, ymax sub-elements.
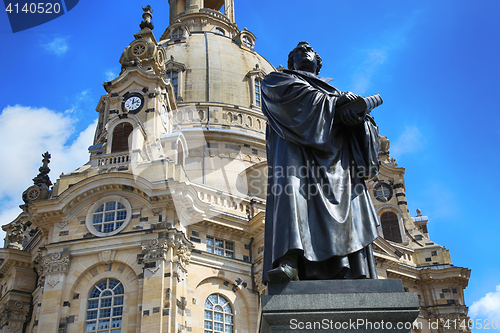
<box><xmin>0</xmin><ymin>249</ymin><xmax>33</xmax><ymax>278</ymax></box>
<box><xmin>418</xmin><ymin>266</ymin><xmax>471</xmax><ymax>288</ymax></box>
<box><xmin>104</xmin><ymin>67</ymin><xmax>170</xmax><ymax>93</ymax></box>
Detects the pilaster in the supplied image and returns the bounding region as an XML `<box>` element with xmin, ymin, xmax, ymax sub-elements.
<box><xmin>138</xmin><ymin>228</ymin><xmax>193</xmax><ymax>333</ymax></box>
<box><xmin>36</xmin><ymin>252</ymin><xmax>71</xmax><ymax>332</ymax></box>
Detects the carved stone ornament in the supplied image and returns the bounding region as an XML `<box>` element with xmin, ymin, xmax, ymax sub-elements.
<box><xmin>139</xmin><ymin>228</ymin><xmax>193</xmax><ymax>276</ymax></box>
<box><xmin>140</xmin><ymin>5</ymin><xmax>154</xmax><ymax>30</ymax></box>
<box><xmin>142</xmin><ymin>238</ymin><xmax>169</xmax><ymax>262</ymax></box>
<box><xmin>0</xmin><ymin>300</ymin><xmax>30</xmax><ymax>333</ymax></box>
<box><xmin>99</xmin><ymin>250</ymin><xmax>117</xmax><ymax>263</ymax></box>
<box><xmin>43</xmin><ymin>252</ymin><xmax>71</xmax><ymax>275</ymax></box>
<box><xmin>56</xmin><ymin>221</ymin><xmax>68</xmax><ymax>229</ymax></box>
<box><xmin>22</xmin><ymin>152</ymin><xmax>52</xmax><ymax>203</ymax></box>
<box><xmin>253</xmin><ymin>270</ymin><xmax>266</xmax><ymax>295</ymax></box>
<box><xmin>176</xmin><ymin>244</ymin><xmax>191</xmax><ymax>267</ymax></box>
<box><xmin>33</xmin><ymin>250</ymin><xmax>44</xmax><ymax>276</ymax></box>
<box><xmin>46</xmin><ymin>275</ymin><xmax>61</xmax><ymax>288</ymax></box>
<box><xmin>6</xmin><ymin>219</ymin><xmax>25</xmax><ymax>250</ymax></box>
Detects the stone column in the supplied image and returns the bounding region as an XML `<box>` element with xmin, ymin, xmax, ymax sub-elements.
<box><xmin>36</xmin><ymin>252</ymin><xmax>71</xmax><ymax>332</ymax></box>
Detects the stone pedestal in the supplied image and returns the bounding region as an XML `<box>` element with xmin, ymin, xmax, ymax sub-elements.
<box><xmin>259</xmin><ymin>279</ymin><xmax>419</xmax><ymax>333</ymax></box>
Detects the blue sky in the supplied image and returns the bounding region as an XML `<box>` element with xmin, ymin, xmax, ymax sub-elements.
<box><xmin>1</xmin><ymin>0</ymin><xmax>500</xmax><ymax>326</ymax></box>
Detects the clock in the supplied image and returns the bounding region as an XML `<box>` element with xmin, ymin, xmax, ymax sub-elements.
<box><xmin>122</xmin><ymin>93</ymin><xmax>144</xmax><ymax>114</ymax></box>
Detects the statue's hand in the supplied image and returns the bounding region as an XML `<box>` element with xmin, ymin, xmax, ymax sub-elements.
<box><xmin>337</xmin><ymin>91</ymin><xmax>359</xmax><ymax>107</ymax></box>
<box><xmin>340</xmin><ymin>109</ymin><xmax>363</xmax><ymax>126</ymax></box>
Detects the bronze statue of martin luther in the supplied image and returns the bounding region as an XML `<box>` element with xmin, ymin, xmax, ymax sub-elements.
<box><xmin>261</xmin><ymin>41</ymin><xmax>382</xmax><ymax>283</ymax></box>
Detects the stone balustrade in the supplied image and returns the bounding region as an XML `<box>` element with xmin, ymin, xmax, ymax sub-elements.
<box><xmin>95</xmin><ymin>152</ymin><xmax>130</xmax><ymax>166</ymax></box>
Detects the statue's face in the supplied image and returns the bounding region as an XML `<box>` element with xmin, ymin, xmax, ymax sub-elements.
<box><xmin>293</xmin><ymin>44</ymin><xmax>317</xmax><ymax>74</ymax></box>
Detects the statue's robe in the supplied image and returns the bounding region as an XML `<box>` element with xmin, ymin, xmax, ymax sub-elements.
<box><xmin>261</xmin><ymin>69</ymin><xmax>380</xmax><ymax>280</ymax></box>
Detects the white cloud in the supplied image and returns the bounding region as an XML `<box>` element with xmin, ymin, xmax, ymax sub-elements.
<box><xmin>470</xmin><ymin>283</ymin><xmax>500</xmax><ymax>328</ymax></box>
<box><xmin>351</xmin><ymin>49</ymin><xmax>388</xmax><ymax>94</ymax></box>
<box><xmin>65</xmin><ymin>90</ymin><xmax>91</xmax><ymax>114</ymax></box>
<box><xmin>0</xmin><ymin>105</ymin><xmax>96</xmax><ymax>232</ymax></box>
<box><xmin>350</xmin><ymin>11</ymin><xmax>420</xmax><ymax>95</ymax></box>
<box><xmin>390</xmin><ymin>125</ymin><xmax>423</xmax><ymax>158</ymax></box>
<box><xmin>105</xmin><ymin>71</ymin><xmax>116</xmax><ymax>81</ymax></box>
<box><xmin>43</xmin><ymin>37</ymin><xmax>69</xmax><ymax>56</ymax></box>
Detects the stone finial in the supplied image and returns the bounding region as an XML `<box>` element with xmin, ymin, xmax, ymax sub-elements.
<box><xmin>140</xmin><ymin>5</ymin><xmax>154</xmax><ymax>30</ymax></box>
<box><xmin>416</xmin><ymin>209</ymin><xmax>422</xmax><ymax>217</ymax></box>
<box><xmin>379</xmin><ymin>136</ymin><xmax>390</xmax><ymax>155</ymax></box>
<box><xmin>32</xmin><ymin>152</ymin><xmax>52</xmax><ymax>187</ymax></box>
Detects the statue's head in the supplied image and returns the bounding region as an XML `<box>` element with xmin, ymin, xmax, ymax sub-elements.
<box><xmin>288</xmin><ymin>41</ymin><xmax>322</xmax><ymax>75</ymax></box>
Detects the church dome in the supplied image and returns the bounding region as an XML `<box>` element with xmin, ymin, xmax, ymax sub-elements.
<box><xmin>159</xmin><ymin>30</ymin><xmax>274</xmax><ymax>106</ymax></box>
<box><xmin>157</xmin><ymin>2</ymin><xmax>275</xmax><ymax>107</ymax></box>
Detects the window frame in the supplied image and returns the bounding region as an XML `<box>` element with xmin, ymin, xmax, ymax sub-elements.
<box><xmin>86</xmin><ymin>196</ymin><xmax>132</xmax><ymax>237</ymax></box>
<box><xmin>204</xmin><ymin>293</ymin><xmax>234</xmax><ymax>333</ymax></box>
<box><xmin>84</xmin><ymin>278</ymin><xmax>125</xmax><ymax>332</ymax></box>
<box><xmin>380</xmin><ymin>211</ymin><xmax>402</xmax><ymax>243</ymax></box>
<box><xmin>171</xmin><ymin>27</ymin><xmax>184</xmax><ymax>40</ymax></box>
<box><xmin>374</xmin><ymin>182</ymin><xmax>393</xmax><ymax>202</ymax></box>
<box><xmin>111</xmin><ymin>122</ymin><xmax>133</xmax><ymax>153</ymax></box>
<box><xmin>166</xmin><ymin>70</ymin><xmax>179</xmax><ymax>99</ymax></box>
<box><xmin>206</xmin><ymin>236</ymin><xmax>234</xmax><ymax>258</ymax></box>
<box><xmin>246</xmin><ymin>69</ymin><xmax>265</xmax><ymax>109</ymax></box>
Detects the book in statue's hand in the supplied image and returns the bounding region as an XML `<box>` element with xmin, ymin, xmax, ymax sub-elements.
<box><xmin>336</xmin><ymin>94</ymin><xmax>383</xmax><ymax>116</ymax></box>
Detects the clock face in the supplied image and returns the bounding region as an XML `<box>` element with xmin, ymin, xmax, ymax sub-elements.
<box><xmin>125</xmin><ymin>96</ymin><xmax>142</xmax><ymax>111</ymax></box>
<box><xmin>123</xmin><ymin>94</ymin><xmax>144</xmax><ymax>114</ymax></box>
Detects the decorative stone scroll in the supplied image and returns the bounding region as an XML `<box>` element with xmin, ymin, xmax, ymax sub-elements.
<box><xmin>138</xmin><ymin>228</ymin><xmax>193</xmax><ymax>278</ymax></box>
<box><xmin>41</xmin><ymin>252</ymin><xmax>71</xmax><ymax>287</ymax></box>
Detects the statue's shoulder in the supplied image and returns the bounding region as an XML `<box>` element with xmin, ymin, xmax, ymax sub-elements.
<box><xmin>263</xmin><ymin>70</ymin><xmax>303</xmax><ymax>86</ymax></box>
<box><xmin>265</xmin><ymin>70</ymin><xmax>294</xmax><ymax>79</ymax></box>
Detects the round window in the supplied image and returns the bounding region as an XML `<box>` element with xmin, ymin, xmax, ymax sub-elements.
<box><xmin>374</xmin><ymin>183</ymin><xmax>393</xmax><ymax>202</ymax></box>
<box><xmin>86</xmin><ymin>196</ymin><xmax>132</xmax><ymax>237</ymax></box>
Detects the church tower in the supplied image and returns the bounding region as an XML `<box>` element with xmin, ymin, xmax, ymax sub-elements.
<box><xmin>0</xmin><ymin>2</ymin><xmax>469</xmax><ymax>333</ymax></box>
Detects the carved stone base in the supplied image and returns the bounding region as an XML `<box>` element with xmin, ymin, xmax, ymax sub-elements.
<box><xmin>259</xmin><ymin>279</ymin><xmax>419</xmax><ymax>333</ymax></box>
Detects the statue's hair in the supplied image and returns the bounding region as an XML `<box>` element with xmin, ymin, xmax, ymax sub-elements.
<box><xmin>287</xmin><ymin>41</ymin><xmax>322</xmax><ymax>75</ymax></box>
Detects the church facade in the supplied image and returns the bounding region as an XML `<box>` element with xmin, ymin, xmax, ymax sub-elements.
<box><xmin>0</xmin><ymin>1</ymin><xmax>470</xmax><ymax>332</ymax></box>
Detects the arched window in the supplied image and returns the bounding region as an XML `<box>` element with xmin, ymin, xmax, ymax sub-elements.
<box><xmin>254</xmin><ymin>79</ymin><xmax>261</xmax><ymax>107</ymax></box>
<box><xmin>172</xmin><ymin>27</ymin><xmax>184</xmax><ymax>40</ymax></box>
<box><xmin>380</xmin><ymin>212</ymin><xmax>402</xmax><ymax>243</ymax></box>
<box><xmin>204</xmin><ymin>294</ymin><xmax>234</xmax><ymax>333</ymax></box>
<box><xmin>111</xmin><ymin>123</ymin><xmax>133</xmax><ymax>153</ymax></box>
<box><xmin>85</xmin><ymin>278</ymin><xmax>124</xmax><ymax>332</ymax></box>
